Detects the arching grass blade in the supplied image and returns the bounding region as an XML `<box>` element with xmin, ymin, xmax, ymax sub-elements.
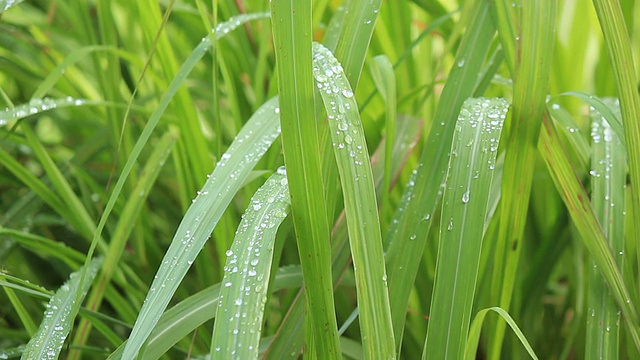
<box><xmin>211</xmin><ymin>168</ymin><xmax>290</xmax><ymax>359</ymax></box>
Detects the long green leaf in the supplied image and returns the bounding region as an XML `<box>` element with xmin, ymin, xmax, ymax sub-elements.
<box><xmin>586</xmin><ymin>99</ymin><xmax>625</xmax><ymax>359</ymax></box>
<box><xmin>20</xmin><ymin>257</ymin><xmax>102</xmax><ymax>360</ymax></box>
<box><xmin>211</xmin><ymin>168</ymin><xmax>290</xmax><ymax>359</ymax></box>
<box><xmin>270</xmin><ymin>1</ymin><xmax>341</xmax><ymax>358</ymax></box>
<box><xmin>423</xmin><ymin>97</ymin><xmax>508</xmax><ymax>359</ymax></box>
<box><xmin>313</xmin><ymin>42</ymin><xmax>396</xmax><ymax>358</ymax></box>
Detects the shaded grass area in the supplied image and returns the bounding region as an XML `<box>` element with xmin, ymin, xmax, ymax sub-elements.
<box><xmin>1</xmin><ymin>0</ymin><xmax>639</xmax><ymax>359</ymax></box>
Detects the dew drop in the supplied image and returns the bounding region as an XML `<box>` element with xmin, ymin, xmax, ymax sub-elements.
<box><xmin>462</xmin><ymin>190</ymin><xmax>470</xmax><ymax>203</ymax></box>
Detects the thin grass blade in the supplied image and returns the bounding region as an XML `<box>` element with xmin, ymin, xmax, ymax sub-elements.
<box><xmin>546</xmin><ymin>101</ymin><xmax>589</xmax><ymax>168</ymax></box>
<box><xmin>465</xmin><ymin>307</ymin><xmax>539</xmax><ymax>360</ymax></box>
<box><xmin>586</xmin><ymin>98</ymin><xmax>625</xmax><ymax>359</ymax></box>
<box><xmin>0</xmin><ymin>97</ymin><xmax>92</xmax><ymax>128</ymax></box>
<box><xmin>210</xmin><ymin>168</ymin><xmax>290</xmax><ymax>359</ymax></box>
<box><xmin>313</xmin><ymin>42</ymin><xmax>396</xmax><ymax>358</ymax></box>
<box><xmin>556</xmin><ymin>91</ymin><xmax>625</xmax><ymax>146</ymax></box>
<box><xmin>270</xmin><ymin>1</ymin><xmax>342</xmax><ymax>357</ymax></box>
<box><xmin>20</xmin><ymin>257</ymin><xmax>102</xmax><ymax>360</ymax></box>
<box><xmin>75</xmin><ymin>130</ymin><xmax>177</xmax><ymax>350</ymax></box>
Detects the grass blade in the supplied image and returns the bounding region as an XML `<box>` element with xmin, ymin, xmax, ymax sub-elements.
<box><xmin>556</xmin><ymin>91</ymin><xmax>625</xmax><ymax>146</ymax></box>
<box><xmin>211</xmin><ymin>168</ymin><xmax>290</xmax><ymax>359</ymax></box>
<box><xmin>20</xmin><ymin>257</ymin><xmax>102</xmax><ymax>360</ymax></box>
<box><xmin>423</xmin><ymin>98</ymin><xmax>508</xmax><ymax>359</ymax></box>
<box><xmin>313</xmin><ymin>42</ymin><xmax>396</xmax><ymax>358</ymax></box>
<box><xmin>586</xmin><ymin>99</ymin><xmax>625</xmax><ymax>359</ymax></box>
<box><xmin>270</xmin><ymin>1</ymin><xmax>342</xmax><ymax>357</ymax></box>
<box><xmin>465</xmin><ymin>307</ymin><xmax>539</xmax><ymax>360</ymax></box>
<box><xmin>0</xmin><ymin>97</ymin><xmax>91</xmax><ymax>128</ymax></box>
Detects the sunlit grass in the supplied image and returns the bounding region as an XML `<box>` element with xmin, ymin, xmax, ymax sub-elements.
<box><xmin>1</xmin><ymin>1</ymin><xmax>639</xmax><ymax>359</ymax></box>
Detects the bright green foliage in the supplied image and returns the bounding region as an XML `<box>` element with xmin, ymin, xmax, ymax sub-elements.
<box><xmin>2</xmin><ymin>1</ymin><xmax>640</xmax><ymax>359</ymax></box>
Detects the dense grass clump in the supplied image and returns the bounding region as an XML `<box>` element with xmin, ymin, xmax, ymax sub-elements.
<box><xmin>1</xmin><ymin>1</ymin><xmax>639</xmax><ymax>359</ymax></box>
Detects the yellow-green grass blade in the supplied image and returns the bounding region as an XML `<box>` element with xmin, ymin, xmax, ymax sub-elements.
<box><xmin>106</xmin><ymin>266</ymin><xmax>302</xmax><ymax>360</ymax></box>
<box><xmin>538</xmin><ymin>112</ymin><xmax>640</xmax><ymax>350</ymax></box>
<box><xmin>586</xmin><ymin>99</ymin><xmax>625</xmax><ymax>360</ymax></box>
<box><xmin>488</xmin><ymin>2</ymin><xmax>556</xmax><ymax>357</ymax></box>
<box><xmin>210</xmin><ymin>168</ymin><xmax>290</xmax><ymax>359</ymax></box>
<box><xmin>465</xmin><ymin>307</ymin><xmax>539</xmax><ymax>360</ymax></box>
<box><xmin>368</xmin><ymin>55</ymin><xmax>397</xmax><ymax>233</ymax></box>
<box><xmin>385</xmin><ymin>0</ymin><xmax>496</xmax><ymax>346</ymax></box>
<box><xmin>591</xmin><ymin>0</ymin><xmax>640</xmax><ymax>273</ymax></box>
<box><xmin>20</xmin><ymin>257</ymin><xmax>102</xmax><ymax>360</ymax></box>
<box><xmin>264</xmin><ymin>114</ymin><xmax>422</xmax><ymax>359</ymax></box>
<box><xmin>119</xmin><ymin>95</ymin><xmax>281</xmax><ymax>359</ymax></box>
<box><xmin>423</xmin><ymin>97</ymin><xmax>508</xmax><ymax>360</ymax></box>
<box><xmin>270</xmin><ymin>1</ymin><xmax>341</xmax><ymax>357</ymax></box>
<box><xmin>313</xmin><ymin>42</ymin><xmax>396</xmax><ymax>358</ymax></box>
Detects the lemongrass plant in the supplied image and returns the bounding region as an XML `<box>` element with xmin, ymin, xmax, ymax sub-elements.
<box><xmin>1</xmin><ymin>1</ymin><xmax>639</xmax><ymax>359</ymax></box>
